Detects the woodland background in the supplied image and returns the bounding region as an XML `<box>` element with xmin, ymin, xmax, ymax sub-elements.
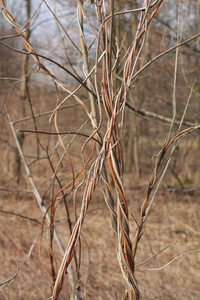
<box><xmin>0</xmin><ymin>0</ymin><xmax>200</xmax><ymax>299</ymax></box>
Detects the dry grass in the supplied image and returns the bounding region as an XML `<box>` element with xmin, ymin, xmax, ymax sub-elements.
<box><xmin>1</xmin><ymin>185</ymin><xmax>199</xmax><ymax>299</ymax></box>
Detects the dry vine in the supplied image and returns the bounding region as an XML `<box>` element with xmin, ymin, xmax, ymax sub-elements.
<box><xmin>0</xmin><ymin>0</ymin><xmax>199</xmax><ymax>300</ymax></box>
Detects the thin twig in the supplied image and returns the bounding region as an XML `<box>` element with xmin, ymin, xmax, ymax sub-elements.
<box><xmin>137</xmin><ymin>249</ymin><xmax>200</xmax><ymax>271</ymax></box>
<box><xmin>0</xmin><ymin>209</ymin><xmax>41</xmax><ymax>224</ymax></box>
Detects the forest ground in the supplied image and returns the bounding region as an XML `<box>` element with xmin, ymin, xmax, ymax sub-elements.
<box><xmin>1</xmin><ymin>179</ymin><xmax>200</xmax><ymax>300</ymax></box>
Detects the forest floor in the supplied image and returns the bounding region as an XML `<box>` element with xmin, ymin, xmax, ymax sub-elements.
<box><xmin>1</xmin><ymin>180</ymin><xmax>200</xmax><ymax>300</ymax></box>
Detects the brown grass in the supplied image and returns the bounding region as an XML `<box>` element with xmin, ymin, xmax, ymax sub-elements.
<box><xmin>1</xmin><ymin>184</ymin><xmax>199</xmax><ymax>299</ymax></box>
